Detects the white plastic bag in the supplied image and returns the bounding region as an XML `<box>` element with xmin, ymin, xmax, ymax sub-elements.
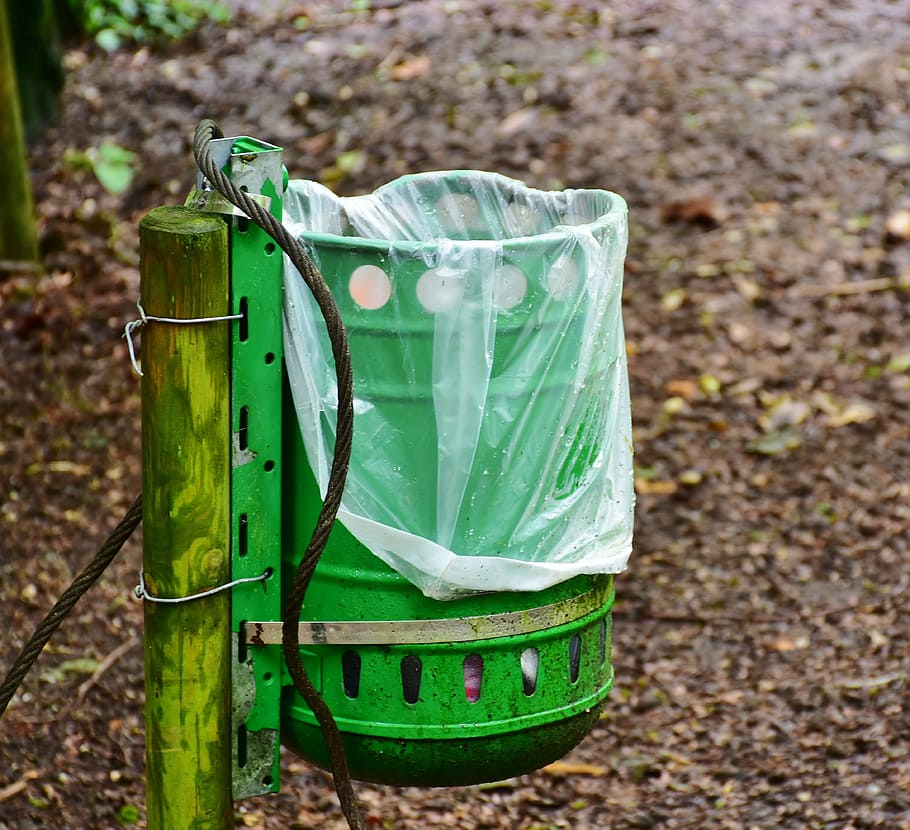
<box><xmin>282</xmin><ymin>171</ymin><xmax>633</xmax><ymax>599</ymax></box>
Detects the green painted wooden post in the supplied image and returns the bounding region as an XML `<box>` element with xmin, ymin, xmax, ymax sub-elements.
<box><xmin>140</xmin><ymin>206</ymin><xmax>232</xmax><ymax>830</ymax></box>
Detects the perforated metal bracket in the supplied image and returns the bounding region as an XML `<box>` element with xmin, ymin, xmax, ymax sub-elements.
<box><xmin>231</xmin><ymin>634</ymin><xmax>279</xmax><ymax>799</ymax></box>
<box><xmin>195</xmin><ymin>135</ymin><xmax>285</xmax><ymax>199</ymax></box>
<box><xmin>209</xmin><ymin>135</ymin><xmax>286</xmax><ymax>800</ymax></box>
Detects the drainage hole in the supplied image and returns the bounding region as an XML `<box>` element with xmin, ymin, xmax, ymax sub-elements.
<box><xmin>521</xmin><ymin>647</ymin><xmax>539</xmax><ymax>696</ymax></box>
<box><xmin>568</xmin><ymin>634</ymin><xmax>582</xmax><ymax>684</ymax></box>
<box><xmin>463</xmin><ymin>654</ymin><xmax>483</xmax><ymax>703</ymax></box>
<box><xmin>342</xmin><ymin>651</ymin><xmax>361</xmax><ymax>699</ymax></box>
<box><xmin>400</xmin><ymin>655</ymin><xmax>422</xmax><ymax>704</ymax></box>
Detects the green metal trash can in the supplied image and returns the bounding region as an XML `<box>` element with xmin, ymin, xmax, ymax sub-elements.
<box><xmin>279</xmin><ymin>171</ymin><xmax>633</xmax><ymax>786</ymax></box>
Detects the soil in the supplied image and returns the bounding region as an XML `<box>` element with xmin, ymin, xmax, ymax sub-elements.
<box><xmin>2</xmin><ymin>1</ymin><xmax>910</xmax><ymax>828</ymax></box>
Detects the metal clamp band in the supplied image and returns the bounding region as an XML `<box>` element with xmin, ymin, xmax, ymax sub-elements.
<box><xmin>242</xmin><ymin>584</ymin><xmax>611</xmax><ymax>646</ymax></box>
<box><xmin>135</xmin><ymin>568</ymin><xmax>270</xmax><ymax>604</ymax></box>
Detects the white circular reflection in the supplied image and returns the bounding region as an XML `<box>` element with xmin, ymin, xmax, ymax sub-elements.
<box><xmin>349</xmin><ymin>264</ymin><xmax>392</xmax><ymax>310</ymax></box>
<box><xmin>493</xmin><ymin>264</ymin><xmax>528</xmax><ymax>311</ymax></box>
<box><xmin>546</xmin><ymin>256</ymin><xmax>580</xmax><ymax>300</ymax></box>
<box><xmin>416</xmin><ymin>268</ymin><xmax>464</xmax><ymax>313</ymax></box>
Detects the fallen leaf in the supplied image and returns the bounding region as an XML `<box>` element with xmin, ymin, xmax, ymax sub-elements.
<box><xmin>390</xmin><ymin>54</ymin><xmax>432</xmax><ymax>81</ymax></box>
<box><xmin>824</xmin><ymin>401</ymin><xmax>876</xmax><ymax>428</ymax></box>
<box><xmin>0</xmin><ymin>781</ymin><xmax>27</xmax><ymax>804</ymax></box>
<box><xmin>696</xmin><ymin>262</ymin><xmax>722</xmax><ymax>278</ymax></box>
<box><xmin>495</xmin><ymin>107</ymin><xmax>538</xmax><ymax>139</ymax></box>
<box><xmin>769</xmin><ymin>635</ymin><xmax>809</xmax><ymax>651</ymax></box>
<box><xmin>661</xmin><ymin>288</ymin><xmax>687</xmax><ymax>312</ymax></box>
<box><xmin>635</xmin><ymin>478</ymin><xmax>678</xmax><ymax>495</ymax></box>
<box><xmin>542</xmin><ymin>760</ymin><xmax>607</xmax><ymax>777</ymax></box>
<box><xmin>813</xmin><ymin>392</ymin><xmax>877</xmax><ymax>427</ymax></box>
<box><xmin>732</xmin><ymin>274</ymin><xmax>762</xmax><ymax>301</ymax></box>
<box><xmin>879</xmin><ymin>143</ymin><xmax>910</xmax><ymax>165</ymax></box>
<box><xmin>758</xmin><ymin>395</ymin><xmax>811</xmax><ymax>431</ymax></box>
<box><xmin>660</xmin><ymin>196</ymin><xmax>724</xmax><ymax>227</ymax></box>
<box><xmin>665</xmin><ymin>378</ymin><xmax>700</xmax><ymax>400</ymax></box>
<box><xmin>25</xmin><ymin>460</ymin><xmax>92</xmax><ymax>476</ymax></box>
<box><xmin>41</xmin><ymin>658</ymin><xmax>101</xmax><ymax>684</ymax></box>
<box><xmin>885</xmin><ymin>209</ymin><xmax>910</xmax><ymax>240</ymax></box>
<box><xmin>662</xmin><ymin>395</ymin><xmax>689</xmax><ymax>415</ymax></box>
<box><xmin>838</xmin><ymin>671</ymin><xmax>905</xmax><ymax>689</ymax></box>
<box><xmin>698</xmin><ymin>373</ymin><xmax>722</xmax><ymax>396</ymax></box>
<box><xmin>886</xmin><ymin>353</ymin><xmax>910</xmax><ymax>373</ymax></box>
<box><xmin>748</xmin><ymin>426</ymin><xmax>802</xmax><ymax>456</ymax></box>
<box><xmin>678</xmin><ymin>469</ymin><xmax>703</xmax><ymax>485</ymax></box>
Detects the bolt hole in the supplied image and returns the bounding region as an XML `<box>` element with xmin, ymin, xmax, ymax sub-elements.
<box><xmin>238</xmin><ymin>513</ymin><xmax>248</xmax><ymax>557</ymax></box>
<box><xmin>263</xmin><ymin>460</ymin><xmax>275</xmax><ymax>473</ymax></box>
<box><xmin>238</xmin><ymin>297</ymin><xmax>249</xmax><ymax>341</ymax></box>
<box><xmin>264</xmin><ymin>352</ymin><xmax>276</xmax><ymax>365</ymax></box>
<box><xmin>262</xmin><ymin>775</ymin><xmax>273</xmax><ymax>787</ymax></box>
<box><xmin>237</xmin><ymin>725</ymin><xmax>248</xmax><ymax>768</ymax></box>
<box><xmin>264</xmin><ymin>242</ymin><xmax>276</xmax><ymax>256</ymax></box>
<box><xmin>237</xmin><ymin>626</ymin><xmax>248</xmax><ymax>664</ymax></box>
<box><xmin>238</xmin><ymin>406</ymin><xmax>249</xmax><ymax>451</ymax></box>
<box><xmin>263</xmin><ymin>672</ymin><xmax>273</xmax><ymax>682</ymax></box>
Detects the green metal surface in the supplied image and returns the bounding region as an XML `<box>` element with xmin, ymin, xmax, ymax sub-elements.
<box><xmin>224</xmin><ymin>136</ymin><xmax>286</xmax><ymax>798</ymax></box>
<box><xmin>282</xmin><ymin>429</ymin><xmax>614</xmax><ymax>783</ymax></box>
<box><xmin>284</xmin><ymin>709</ymin><xmax>606</xmax><ymax>788</ymax></box>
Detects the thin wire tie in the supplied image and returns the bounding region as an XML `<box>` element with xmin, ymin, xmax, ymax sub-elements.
<box><xmin>124</xmin><ymin>302</ymin><xmax>244</xmax><ymax>376</ymax></box>
<box><xmin>134</xmin><ymin>568</ymin><xmax>271</xmax><ymax>604</ymax></box>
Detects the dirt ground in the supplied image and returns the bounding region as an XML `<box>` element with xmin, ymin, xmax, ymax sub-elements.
<box><xmin>2</xmin><ymin>1</ymin><xmax>910</xmax><ymax>827</ymax></box>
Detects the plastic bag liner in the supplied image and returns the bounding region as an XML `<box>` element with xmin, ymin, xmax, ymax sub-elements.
<box><xmin>282</xmin><ymin>171</ymin><xmax>633</xmax><ymax>599</ymax></box>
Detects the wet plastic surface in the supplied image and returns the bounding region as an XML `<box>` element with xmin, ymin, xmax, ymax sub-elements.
<box><xmin>282</xmin><ymin>171</ymin><xmax>633</xmax><ymax>598</ymax></box>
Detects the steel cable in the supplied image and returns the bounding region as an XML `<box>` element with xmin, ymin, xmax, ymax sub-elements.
<box><xmin>0</xmin><ymin>494</ymin><xmax>143</xmax><ymax>717</ymax></box>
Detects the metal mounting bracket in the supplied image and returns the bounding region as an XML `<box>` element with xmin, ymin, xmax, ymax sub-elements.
<box><xmin>199</xmin><ymin>135</ymin><xmax>286</xmax><ymax>800</ymax></box>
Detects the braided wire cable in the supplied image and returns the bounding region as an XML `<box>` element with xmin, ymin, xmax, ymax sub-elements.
<box><xmin>192</xmin><ymin>121</ymin><xmax>363</xmax><ymax>830</ymax></box>
<box><xmin>0</xmin><ymin>494</ymin><xmax>143</xmax><ymax>717</ymax></box>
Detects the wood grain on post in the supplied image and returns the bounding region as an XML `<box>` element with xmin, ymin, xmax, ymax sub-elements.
<box><xmin>140</xmin><ymin>206</ymin><xmax>232</xmax><ymax>830</ymax></box>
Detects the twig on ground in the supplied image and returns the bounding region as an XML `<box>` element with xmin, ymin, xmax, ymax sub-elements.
<box><xmin>0</xmin><ymin>780</ymin><xmax>28</xmax><ymax>804</ymax></box>
<box><xmin>790</xmin><ymin>276</ymin><xmax>896</xmax><ymax>298</ymax></box>
<box><xmin>0</xmin><ymin>770</ymin><xmax>39</xmax><ymax>804</ymax></box>
<box><xmin>74</xmin><ymin>635</ymin><xmax>140</xmax><ymax>707</ymax></box>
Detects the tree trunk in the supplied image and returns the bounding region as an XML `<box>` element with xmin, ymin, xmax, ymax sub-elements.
<box><xmin>6</xmin><ymin>0</ymin><xmax>65</xmax><ymax>143</ymax></box>
<box><xmin>0</xmin><ymin>0</ymin><xmax>39</xmax><ymax>270</ymax></box>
